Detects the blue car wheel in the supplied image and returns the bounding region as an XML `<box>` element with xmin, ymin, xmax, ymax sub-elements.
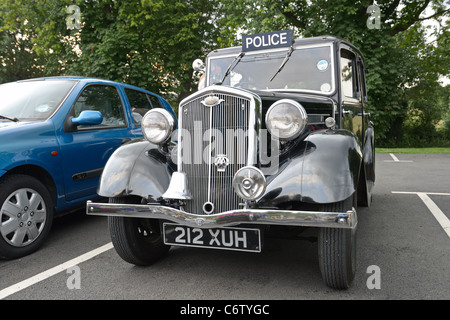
<box><xmin>0</xmin><ymin>174</ymin><xmax>54</xmax><ymax>259</ymax></box>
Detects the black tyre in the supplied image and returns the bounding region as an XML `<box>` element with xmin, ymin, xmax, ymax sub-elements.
<box><xmin>0</xmin><ymin>174</ymin><xmax>53</xmax><ymax>259</ymax></box>
<box><xmin>318</xmin><ymin>196</ymin><xmax>357</xmax><ymax>289</ymax></box>
<box><xmin>108</xmin><ymin>197</ymin><xmax>170</xmax><ymax>266</ymax></box>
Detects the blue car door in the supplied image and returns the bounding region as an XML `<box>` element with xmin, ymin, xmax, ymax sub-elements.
<box><xmin>58</xmin><ymin>84</ymin><xmax>135</xmax><ymax>201</ymax></box>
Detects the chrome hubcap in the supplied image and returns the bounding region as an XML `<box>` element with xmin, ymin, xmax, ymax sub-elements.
<box><xmin>0</xmin><ymin>188</ymin><xmax>47</xmax><ymax>247</ymax></box>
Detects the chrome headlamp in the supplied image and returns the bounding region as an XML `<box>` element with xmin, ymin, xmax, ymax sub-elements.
<box><xmin>265</xmin><ymin>99</ymin><xmax>308</xmax><ymax>140</ymax></box>
<box><xmin>142</xmin><ymin>109</ymin><xmax>175</xmax><ymax>144</ymax></box>
<box><xmin>233</xmin><ymin>166</ymin><xmax>266</xmax><ymax>201</ymax></box>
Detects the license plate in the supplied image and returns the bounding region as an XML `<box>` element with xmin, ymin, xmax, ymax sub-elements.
<box><xmin>163</xmin><ymin>223</ymin><xmax>261</xmax><ymax>253</ymax></box>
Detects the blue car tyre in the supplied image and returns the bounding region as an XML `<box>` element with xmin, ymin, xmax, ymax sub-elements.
<box><xmin>0</xmin><ymin>174</ymin><xmax>54</xmax><ymax>259</ymax></box>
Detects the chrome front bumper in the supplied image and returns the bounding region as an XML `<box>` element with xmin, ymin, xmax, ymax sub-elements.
<box><xmin>86</xmin><ymin>201</ymin><xmax>357</xmax><ymax>229</ymax></box>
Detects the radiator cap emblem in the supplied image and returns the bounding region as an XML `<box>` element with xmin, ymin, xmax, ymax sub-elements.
<box><xmin>201</xmin><ymin>95</ymin><xmax>224</xmax><ymax>107</ymax></box>
<box><xmin>214</xmin><ymin>154</ymin><xmax>229</xmax><ymax>172</ymax></box>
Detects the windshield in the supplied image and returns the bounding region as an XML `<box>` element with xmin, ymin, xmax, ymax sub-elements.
<box><xmin>0</xmin><ymin>79</ymin><xmax>76</xmax><ymax>121</ymax></box>
<box><xmin>208</xmin><ymin>44</ymin><xmax>334</xmax><ymax>94</ymax></box>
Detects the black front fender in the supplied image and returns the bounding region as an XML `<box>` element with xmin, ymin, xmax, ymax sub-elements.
<box><xmin>97</xmin><ymin>139</ymin><xmax>174</xmax><ymax>200</ymax></box>
<box><xmin>258</xmin><ymin>129</ymin><xmax>362</xmax><ymax>206</ymax></box>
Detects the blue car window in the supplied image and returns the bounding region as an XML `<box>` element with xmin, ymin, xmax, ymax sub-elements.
<box><xmin>0</xmin><ymin>80</ymin><xmax>76</xmax><ymax>121</ymax></box>
<box><xmin>124</xmin><ymin>88</ymin><xmax>155</xmax><ymax>126</ymax></box>
<box><xmin>147</xmin><ymin>94</ymin><xmax>162</xmax><ymax>109</ymax></box>
<box><xmin>74</xmin><ymin>85</ymin><xmax>126</xmax><ymax>129</ymax></box>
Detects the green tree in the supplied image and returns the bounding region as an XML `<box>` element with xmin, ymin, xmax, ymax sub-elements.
<box><xmin>0</xmin><ymin>31</ymin><xmax>45</xmax><ymax>82</ymax></box>
<box><xmin>0</xmin><ymin>0</ymin><xmax>230</xmax><ymax>104</ymax></box>
<box><xmin>0</xmin><ymin>0</ymin><xmax>447</xmax><ymax>147</ymax></box>
<box><xmin>220</xmin><ymin>0</ymin><xmax>449</xmax><ymax>146</ymax></box>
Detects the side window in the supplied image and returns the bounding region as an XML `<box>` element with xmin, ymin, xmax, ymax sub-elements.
<box><xmin>73</xmin><ymin>85</ymin><xmax>125</xmax><ymax>129</ymax></box>
<box><xmin>125</xmin><ymin>89</ymin><xmax>161</xmax><ymax>125</ymax></box>
<box><xmin>340</xmin><ymin>49</ymin><xmax>359</xmax><ymax>99</ymax></box>
<box><xmin>148</xmin><ymin>94</ymin><xmax>162</xmax><ymax>108</ymax></box>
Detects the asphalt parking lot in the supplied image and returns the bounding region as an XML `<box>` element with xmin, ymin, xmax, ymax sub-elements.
<box><xmin>0</xmin><ymin>153</ymin><xmax>449</xmax><ymax>304</ymax></box>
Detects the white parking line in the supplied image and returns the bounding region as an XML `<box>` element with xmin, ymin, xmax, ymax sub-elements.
<box><xmin>390</xmin><ymin>153</ymin><xmax>400</xmax><ymax>162</ymax></box>
<box><xmin>392</xmin><ymin>191</ymin><xmax>450</xmax><ymax>239</ymax></box>
<box><xmin>392</xmin><ymin>191</ymin><xmax>450</xmax><ymax>196</ymax></box>
<box><xmin>384</xmin><ymin>153</ymin><xmax>413</xmax><ymax>162</ymax></box>
<box><xmin>0</xmin><ymin>242</ymin><xmax>113</xmax><ymax>300</ymax></box>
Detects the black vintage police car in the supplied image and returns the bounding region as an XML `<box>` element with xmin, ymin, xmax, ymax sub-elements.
<box><xmin>87</xmin><ymin>31</ymin><xmax>375</xmax><ymax>290</ymax></box>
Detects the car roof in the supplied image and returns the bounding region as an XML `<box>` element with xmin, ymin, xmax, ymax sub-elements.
<box><xmin>14</xmin><ymin>76</ymin><xmax>163</xmax><ymax>97</ymax></box>
<box><xmin>207</xmin><ymin>35</ymin><xmax>364</xmax><ymax>59</ymax></box>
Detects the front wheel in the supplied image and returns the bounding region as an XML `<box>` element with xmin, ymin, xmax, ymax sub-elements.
<box><xmin>108</xmin><ymin>197</ymin><xmax>170</xmax><ymax>266</ymax></box>
<box><xmin>0</xmin><ymin>174</ymin><xmax>53</xmax><ymax>259</ymax></box>
<box><xmin>318</xmin><ymin>197</ymin><xmax>357</xmax><ymax>289</ymax></box>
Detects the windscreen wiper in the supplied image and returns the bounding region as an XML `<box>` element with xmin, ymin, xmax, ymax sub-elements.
<box><xmin>220</xmin><ymin>52</ymin><xmax>245</xmax><ymax>84</ymax></box>
<box><xmin>270</xmin><ymin>44</ymin><xmax>295</xmax><ymax>82</ymax></box>
<box><xmin>0</xmin><ymin>114</ymin><xmax>19</xmax><ymax>122</ymax></box>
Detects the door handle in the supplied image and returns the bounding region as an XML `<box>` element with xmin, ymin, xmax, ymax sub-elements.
<box><xmin>357</xmin><ymin>112</ymin><xmax>371</xmax><ymax>118</ymax></box>
<box><xmin>342</xmin><ymin>109</ymin><xmax>353</xmax><ymax>115</ymax></box>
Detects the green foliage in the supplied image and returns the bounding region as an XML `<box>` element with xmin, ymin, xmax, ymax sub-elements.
<box><xmin>0</xmin><ymin>31</ymin><xmax>45</xmax><ymax>81</ymax></box>
<box><xmin>220</xmin><ymin>0</ymin><xmax>449</xmax><ymax>147</ymax></box>
<box><xmin>400</xmin><ymin>83</ymin><xmax>450</xmax><ymax>147</ymax></box>
<box><xmin>0</xmin><ymin>0</ymin><xmax>448</xmax><ymax>147</ymax></box>
<box><xmin>0</xmin><ymin>0</ymin><xmax>231</xmax><ymax>103</ymax></box>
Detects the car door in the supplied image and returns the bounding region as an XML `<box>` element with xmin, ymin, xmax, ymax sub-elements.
<box><xmin>59</xmin><ymin>83</ymin><xmax>134</xmax><ymax>201</ymax></box>
<box><xmin>339</xmin><ymin>47</ymin><xmax>364</xmax><ymax>144</ymax></box>
<box><xmin>357</xmin><ymin>57</ymin><xmax>376</xmax><ymax>190</ymax></box>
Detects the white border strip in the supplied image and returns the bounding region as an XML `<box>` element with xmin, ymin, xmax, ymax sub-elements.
<box><xmin>416</xmin><ymin>193</ymin><xmax>450</xmax><ymax>238</ymax></box>
<box><xmin>392</xmin><ymin>192</ymin><xmax>450</xmax><ymax>239</ymax></box>
<box><xmin>392</xmin><ymin>191</ymin><xmax>450</xmax><ymax>196</ymax></box>
<box><xmin>0</xmin><ymin>242</ymin><xmax>113</xmax><ymax>300</ymax></box>
<box><xmin>390</xmin><ymin>153</ymin><xmax>400</xmax><ymax>162</ymax></box>
<box><xmin>383</xmin><ymin>153</ymin><xmax>413</xmax><ymax>162</ymax></box>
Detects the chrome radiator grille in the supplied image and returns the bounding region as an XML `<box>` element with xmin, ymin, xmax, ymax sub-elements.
<box><xmin>179</xmin><ymin>92</ymin><xmax>251</xmax><ymax>214</ymax></box>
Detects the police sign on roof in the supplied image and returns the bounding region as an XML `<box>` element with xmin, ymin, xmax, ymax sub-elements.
<box><xmin>242</xmin><ymin>30</ymin><xmax>294</xmax><ymax>52</ymax></box>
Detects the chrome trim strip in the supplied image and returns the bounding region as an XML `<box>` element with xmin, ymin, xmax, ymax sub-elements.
<box><xmin>207</xmin><ymin>105</ymin><xmax>213</xmax><ymax>203</ymax></box>
<box><xmin>178</xmin><ymin>85</ymin><xmax>259</xmax><ymax>108</ymax></box>
<box><xmin>86</xmin><ymin>201</ymin><xmax>357</xmax><ymax>230</ymax></box>
<box><xmin>174</xmin><ymin>86</ymin><xmax>262</xmax><ymax>214</ymax></box>
<box><xmin>247</xmin><ymin>95</ymin><xmax>258</xmax><ymax>165</ymax></box>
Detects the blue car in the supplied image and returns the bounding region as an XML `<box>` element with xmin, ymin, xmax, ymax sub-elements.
<box><xmin>0</xmin><ymin>77</ymin><xmax>175</xmax><ymax>259</ymax></box>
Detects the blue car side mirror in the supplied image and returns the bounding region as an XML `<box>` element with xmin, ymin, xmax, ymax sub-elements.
<box><xmin>72</xmin><ymin>110</ymin><xmax>103</xmax><ymax>126</ymax></box>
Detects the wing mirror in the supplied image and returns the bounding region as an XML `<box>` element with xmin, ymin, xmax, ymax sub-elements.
<box><xmin>72</xmin><ymin>110</ymin><xmax>103</xmax><ymax>126</ymax></box>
